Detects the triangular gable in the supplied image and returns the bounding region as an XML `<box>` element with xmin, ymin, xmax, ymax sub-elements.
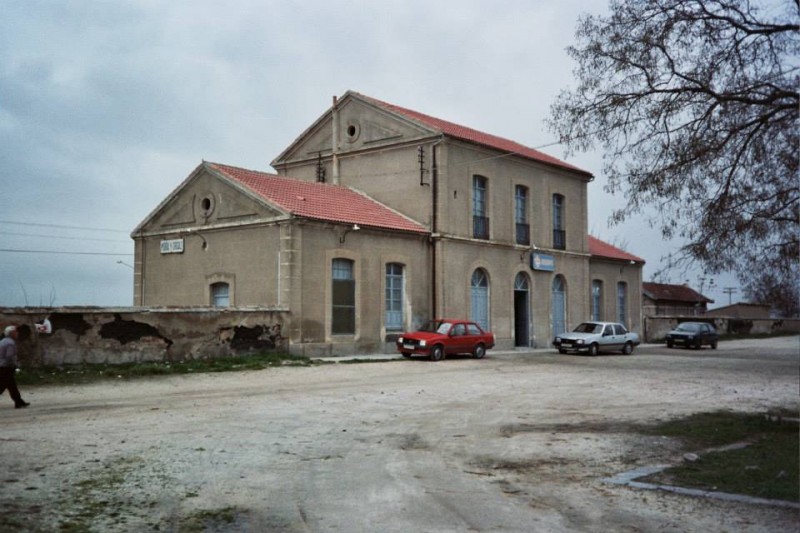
<box><xmin>273</xmin><ymin>90</ymin><xmax>593</xmax><ymax>178</ymax></box>
<box><xmin>131</xmin><ymin>162</ymin><xmax>289</xmax><ymax>236</ymax></box>
<box><xmin>271</xmin><ymin>92</ymin><xmax>440</xmax><ymax>166</ymax></box>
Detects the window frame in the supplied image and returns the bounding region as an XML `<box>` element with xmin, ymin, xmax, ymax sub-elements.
<box><xmin>472</xmin><ymin>175</ymin><xmax>490</xmax><ymax>239</ymax></box>
<box><xmin>332</xmin><ymin>258</ymin><xmax>356</xmax><ymax>335</ymax></box>
<box><xmin>384</xmin><ymin>263</ymin><xmax>405</xmax><ymax>331</ymax></box>
<box><xmin>552</xmin><ymin>194</ymin><xmax>566</xmax><ymax>249</ymax></box>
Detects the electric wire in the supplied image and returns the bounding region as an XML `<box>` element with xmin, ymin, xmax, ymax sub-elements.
<box><xmin>0</xmin><ymin>249</ymin><xmax>133</xmax><ymax>256</ymax></box>
<box><xmin>0</xmin><ymin>220</ymin><xmax>129</xmax><ymax>233</ymax></box>
<box><xmin>0</xmin><ymin>230</ymin><xmax>130</xmax><ymax>243</ymax></box>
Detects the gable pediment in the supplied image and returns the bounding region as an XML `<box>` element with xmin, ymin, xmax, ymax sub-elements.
<box><xmin>272</xmin><ymin>93</ymin><xmax>437</xmax><ymax>166</ymax></box>
<box><xmin>135</xmin><ymin>166</ymin><xmax>285</xmax><ymax>235</ymax></box>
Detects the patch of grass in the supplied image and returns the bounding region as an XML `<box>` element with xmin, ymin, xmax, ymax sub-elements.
<box><xmin>641</xmin><ymin>410</ymin><xmax>799</xmax><ymax>502</ymax></box>
<box><xmin>17</xmin><ymin>352</ymin><xmax>311</xmax><ymax>386</ymax></box>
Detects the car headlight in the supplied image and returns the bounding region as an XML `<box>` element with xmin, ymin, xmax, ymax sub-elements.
<box><xmin>419</xmin><ymin>340</ymin><xmax>426</xmax><ymax>347</ymax></box>
<box><xmin>577</xmin><ymin>339</ymin><xmax>584</xmax><ymax>345</ymax></box>
<box><xmin>554</xmin><ymin>337</ymin><xmax>561</xmax><ymax>343</ymax></box>
<box><xmin>398</xmin><ymin>336</ymin><xmax>404</xmax><ymax>343</ymax></box>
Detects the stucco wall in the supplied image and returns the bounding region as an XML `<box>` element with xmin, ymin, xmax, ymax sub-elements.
<box><xmin>0</xmin><ymin>307</ymin><xmax>288</xmax><ymax>366</ymax></box>
<box><xmin>588</xmin><ymin>259</ymin><xmax>643</xmax><ymax>334</ymax></box>
<box><xmin>292</xmin><ymin>223</ymin><xmax>431</xmax><ymax>357</ymax></box>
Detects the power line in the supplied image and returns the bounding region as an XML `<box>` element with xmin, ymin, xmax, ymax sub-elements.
<box><xmin>0</xmin><ymin>248</ymin><xmax>133</xmax><ymax>256</ymax></box>
<box><xmin>0</xmin><ymin>231</ymin><xmax>130</xmax><ymax>243</ymax></box>
<box><xmin>0</xmin><ymin>220</ymin><xmax>129</xmax><ymax>233</ymax></box>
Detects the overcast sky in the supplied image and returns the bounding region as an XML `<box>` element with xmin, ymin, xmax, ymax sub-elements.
<box><xmin>0</xmin><ymin>0</ymin><xmax>740</xmax><ymax>308</ymax></box>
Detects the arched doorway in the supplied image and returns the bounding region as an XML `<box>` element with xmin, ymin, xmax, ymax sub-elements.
<box><xmin>470</xmin><ymin>268</ymin><xmax>489</xmax><ymax>331</ymax></box>
<box><xmin>514</xmin><ymin>272</ymin><xmax>530</xmax><ymax>347</ymax></box>
<box><xmin>552</xmin><ymin>275</ymin><xmax>567</xmax><ymax>336</ymax></box>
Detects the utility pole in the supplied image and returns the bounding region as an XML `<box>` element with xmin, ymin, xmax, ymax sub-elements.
<box><xmin>723</xmin><ymin>287</ymin><xmax>738</xmax><ymax>305</ymax></box>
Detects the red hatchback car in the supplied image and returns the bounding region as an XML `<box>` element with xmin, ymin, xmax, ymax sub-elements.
<box><xmin>396</xmin><ymin>319</ymin><xmax>495</xmax><ymax>361</ymax></box>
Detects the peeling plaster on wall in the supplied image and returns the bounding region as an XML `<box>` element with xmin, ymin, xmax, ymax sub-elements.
<box><xmin>0</xmin><ymin>307</ymin><xmax>289</xmax><ymax>366</ymax></box>
<box><xmin>228</xmin><ymin>323</ymin><xmax>284</xmax><ymax>353</ymax></box>
<box><xmin>99</xmin><ymin>314</ymin><xmax>173</xmax><ymax>347</ymax></box>
<box><xmin>50</xmin><ymin>313</ymin><xmax>92</xmax><ymax>338</ymax></box>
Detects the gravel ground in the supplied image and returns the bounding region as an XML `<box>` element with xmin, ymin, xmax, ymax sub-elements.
<box><xmin>1</xmin><ymin>336</ymin><xmax>798</xmax><ymax>532</ymax></box>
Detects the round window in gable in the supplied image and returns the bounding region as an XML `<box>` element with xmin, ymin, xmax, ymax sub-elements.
<box><xmin>345</xmin><ymin>121</ymin><xmax>360</xmax><ymax>142</ymax></box>
<box><xmin>199</xmin><ymin>195</ymin><xmax>215</xmax><ymax>217</ymax></box>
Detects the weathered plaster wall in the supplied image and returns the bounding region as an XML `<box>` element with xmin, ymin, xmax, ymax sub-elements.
<box><xmin>0</xmin><ymin>307</ymin><xmax>288</xmax><ymax>366</ymax></box>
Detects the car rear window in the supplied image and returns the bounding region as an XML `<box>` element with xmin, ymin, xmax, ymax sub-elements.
<box><xmin>467</xmin><ymin>324</ymin><xmax>482</xmax><ymax>335</ymax></box>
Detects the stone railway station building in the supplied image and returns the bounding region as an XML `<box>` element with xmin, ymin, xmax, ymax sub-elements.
<box><xmin>132</xmin><ymin>91</ymin><xmax>644</xmax><ymax>356</ymax></box>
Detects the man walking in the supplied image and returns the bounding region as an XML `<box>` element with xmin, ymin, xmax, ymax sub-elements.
<box><xmin>0</xmin><ymin>326</ymin><xmax>30</xmax><ymax>408</ymax></box>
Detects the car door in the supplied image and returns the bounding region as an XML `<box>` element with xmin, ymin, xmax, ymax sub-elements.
<box><xmin>600</xmin><ymin>324</ymin><xmax>616</xmax><ymax>350</ymax></box>
<box><xmin>448</xmin><ymin>323</ymin><xmax>469</xmax><ymax>354</ymax></box>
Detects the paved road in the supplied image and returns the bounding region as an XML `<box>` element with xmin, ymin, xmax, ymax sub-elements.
<box><xmin>1</xmin><ymin>337</ymin><xmax>798</xmax><ymax>532</ymax></box>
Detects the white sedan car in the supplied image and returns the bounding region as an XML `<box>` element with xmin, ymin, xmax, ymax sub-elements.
<box><xmin>553</xmin><ymin>321</ymin><xmax>640</xmax><ymax>356</ymax></box>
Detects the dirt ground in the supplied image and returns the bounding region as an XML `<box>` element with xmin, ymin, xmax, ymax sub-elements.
<box><xmin>1</xmin><ymin>336</ymin><xmax>798</xmax><ymax>532</ymax></box>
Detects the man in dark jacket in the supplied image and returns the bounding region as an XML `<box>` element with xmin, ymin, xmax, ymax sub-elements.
<box><xmin>0</xmin><ymin>325</ymin><xmax>29</xmax><ymax>408</ymax></box>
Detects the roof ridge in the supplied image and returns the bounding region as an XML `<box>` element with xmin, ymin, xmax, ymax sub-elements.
<box><xmin>352</xmin><ymin>91</ymin><xmax>592</xmax><ymax>177</ymax></box>
<box><xmin>208</xmin><ymin>161</ymin><xmax>428</xmax><ymax>235</ymax></box>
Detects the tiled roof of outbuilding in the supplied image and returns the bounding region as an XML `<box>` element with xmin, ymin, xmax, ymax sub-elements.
<box><xmin>588</xmin><ymin>236</ymin><xmax>645</xmax><ymax>264</ymax></box>
<box><xmin>207</xmin><ymin>162</ymin><xmax>428</xmax><ymax>234</ymax></box>
<box><xmin>355</xmin><ymin>92</ymin><xmax>593</xmax><ymax>178</ymax></box>
<box><xmin>643</xmin><ymin>282</ymin><xmax>713</xmax><ymax>303</ymax></box>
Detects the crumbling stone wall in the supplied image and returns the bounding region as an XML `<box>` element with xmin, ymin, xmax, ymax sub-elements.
<box><xmin>0</xmin><ymin>307</ymin><xmax>289</xmax><ymax>366</ymax></box>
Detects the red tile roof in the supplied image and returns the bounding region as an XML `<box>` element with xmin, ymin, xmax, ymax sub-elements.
<box><xmin>208</xmin><ymin>162</ymin><xmax>428</xmax><ymax>234</ymax></box>
<box><xmin>588</xmin><ymin>236</ymin><xmax>645</xmax><ymax>264</ymax></box>
<box><xmin>643</xmin><ymin>282</ymin><xmax>713</xmax><ymax>303</ymax></box>
<box><xmin>356</xmin><ymin>92</ymin><xmax>593</xmax><ymax>178</ymax></box>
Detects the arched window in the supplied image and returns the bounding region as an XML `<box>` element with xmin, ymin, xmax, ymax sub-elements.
<box><xmin>210</xmin><ymin>282</ymin><xmax>230</xmax><ymax>307</ymax></box>
<box><xmin>617</xmin><ymin>282</ymin><xmax>627</xmax><ymax>326</ymax></box>
<box><xmin>332</xmin><ymin>259</ymin><xmax>355</xmax><ymax>335</ymax></box>
<box><xmin>385</xmin><ymin>263</ymin><xmax>404</xmax><ymax>331</ymax></box>
<box><xmin>591</xmin><ymin>280</ymin><xmax>603</xmax><ymax>321</ymax></box>
<box><xmin>552</xmin><ymin>275</ymin><xmax>567</xmax><ymax>335</ymax></box>
<box><xmin>470</xmin><ymin>268</ymin><xmax>489</xmax><ymax>330</ymax></box>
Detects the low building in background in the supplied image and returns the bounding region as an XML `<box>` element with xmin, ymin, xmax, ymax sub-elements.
<box><xmin>642</xmin><ymin>282</ymin><xmax>713</xmax><ymax>317</ymax></box>
<box><xmin>705</xmin><ymin>303</ymin><xmax>772</xmax><ymax>319</ymax></box>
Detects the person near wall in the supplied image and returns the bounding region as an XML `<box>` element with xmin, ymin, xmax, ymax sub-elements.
<box><xmin>0</xmin><ymin>326</ymin><xmax>30</xmax><ymax>409</ymax></box>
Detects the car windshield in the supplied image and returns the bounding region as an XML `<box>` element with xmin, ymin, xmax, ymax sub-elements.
<box><xmin>573</xmin><ymin>323</ymin><xmax>603</xmax><ymax>334</ymax></box>
<box><xmin>676</xmin><ymin>323</ymin><xmax>702</xmax><ymax>332</ymax></box>
<box><xmin>419</xmin><ymin>321</ymin><xmax>452</xmax><ymax>334</ymax></box>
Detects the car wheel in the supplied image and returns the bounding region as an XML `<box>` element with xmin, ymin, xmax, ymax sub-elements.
<box><xmin>473</xmin><ymin>344</ymin><xmax>486</xmax><ymax>359</ymax></box>
<box><xmin>622</xmin><ymin>342</ymin><xmax>633</xmax><ymax>355</ymax></box>
<box><xmin>401</xmin><ymin>352</ymin><xmax>412</xmax><ymax>358</ymax></box>
<box><xmin>666</xmin><ymin>340</ymin><xmax>674</xmax><ymax>348</ymax></box>
<box><xmin>711</xmin><ymin>341</ymin><xmax>717</xmax><ymax>349</ymax></box>
<box><xmin>588</xmin><ymin>343</ymin><xmax>599</xmax><ymax>356</ymax></box>
<box><xmin>694</xmin><ymin>340</ymin><xmax>702</xmax><ymax>350</ymax></box>
<box><xmin>558</xmin><ymin>349</ymin><xmax>567</xmax><ymax>354</ymax></box>
<box><xmin>430</xmin><ymin>345</ymin><xmax>444</xmax><ymax>362</ymax></box>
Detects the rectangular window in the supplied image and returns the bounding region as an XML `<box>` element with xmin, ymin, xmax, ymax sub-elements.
<box><xmin>332</xmin><ymin>259</ymin><xmax>355</xmax><ymax>335</ymax></box>
<box><xmin>473</xmin><ymin>175</ymin><xmax>490</xmax><ymax>239</ymax></box>
<box><xmin>617</xmin><ymin>282</ymin><xmax>627</xmax><ymax>326</ymax></box>
<box><xmin>385</xmin><ymin>263</ymin><xmax>404</xmax><ymax>331</ymax></box>
<box><xmin>552</xmin><ymin>194</ymin><xmax>565</xmax><ymax>249</ymax></box>
<box><xmin>591</xmin><ymin>280</ymin><xmax>603</xmax><ymax>321</ymax></box>
<box><xmin>515</xmin><ymin>185</ymin><xmax>530</xmax><ymax>245</ymax></box>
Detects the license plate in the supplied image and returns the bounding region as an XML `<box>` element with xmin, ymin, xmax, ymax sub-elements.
<box><xmin>403</xmin><ymin>344</ymin><xmax>414</xmax><ymax>350</ymax></box>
